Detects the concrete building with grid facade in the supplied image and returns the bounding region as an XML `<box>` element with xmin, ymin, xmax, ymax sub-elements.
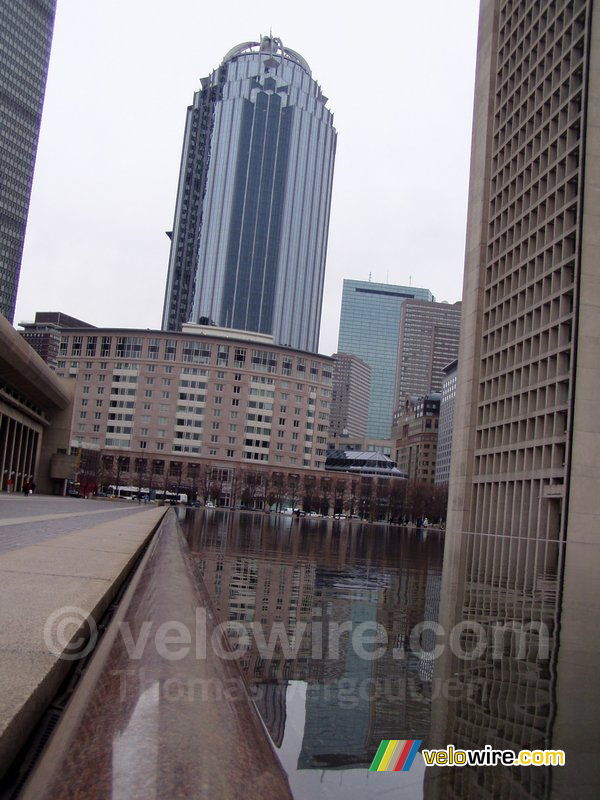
<box><xmin>394</xmin><ymin>300</ymin><xmax>461</xmax><ymax>405</ymax></box>
<box><xmin>0</xmin><ymin>0</ymin><xmax>56</xmax><ymax>323</ymax></box>
<box><xmin>447</xmin><ymin>0</ymin><xmax>600</xmax><ymax>543</ymax></box>
<box><xmin>430</xmin><ymin>2</ymin><xmax>600</xmax><ymax>796</ymax></box>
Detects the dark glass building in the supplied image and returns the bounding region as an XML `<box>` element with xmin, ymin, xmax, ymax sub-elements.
<box><xmin>162</xmin><ymin>36</ymin><xmax>336</xmax><ymax>352</ymax></box>
<box><xmin>0</xmin><ymin>0</ymin><xmax>56</xmax><ymax>323</ymax></box>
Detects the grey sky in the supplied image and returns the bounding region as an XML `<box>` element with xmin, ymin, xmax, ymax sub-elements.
<box><xmin>15</xmin><ymin>0</ymin><xmax>480</xmax><ymax>356</ymax></box>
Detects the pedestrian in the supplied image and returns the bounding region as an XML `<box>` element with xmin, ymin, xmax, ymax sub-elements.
<box><xmin>23</xmin><ymin>480</ymin><xmax>29</xmax><ymax>497</ymax></box>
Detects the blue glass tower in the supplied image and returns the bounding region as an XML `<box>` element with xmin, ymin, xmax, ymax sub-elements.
<box><xmin>162</xmin><ymin>36</ymin><xmax>336</xmax><ymax>352</ymax></box>
<box><xmin>337</xmin><ymin>280</ymin><xmax>434</xmax><ymax>439</ymax></box>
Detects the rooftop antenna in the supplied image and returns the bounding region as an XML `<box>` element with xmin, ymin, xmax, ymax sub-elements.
<box><xmin>409</xmin><ymin>275</ymin><xmax>412</xmax><ymax>286</ymax></box>
<box><xmin>368</xmin><ymin>271</ymin><xmax>372</xmax><ymax>282</ymax></box>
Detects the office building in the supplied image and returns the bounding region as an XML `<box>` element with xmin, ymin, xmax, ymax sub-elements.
<box><xmin>394</xmin><ymin>299</ymin><xmax>461</xmax><ymax>403</ymax></box>
<box><xmin>337</xmin><ymin>280</ymin><xmax>433</xmax><ymax>439</ymax></box>
<box><xmin>431</xmin><ymin>2</ymin><xmax>600</xmax><ymax>796</ymax></box>
<box><xmin>20</xmin><ymin>312</ymin><xmax>94</xmax><ymax>369</ymax></box>
<box><xmin>447</xmin><ymin>0</ymin><xmax>599</xmax><ymax>542</ymax></box>
<box><xmin>328</xmin><ymin>352</ymin><xmax>371</xmax><ymax>440</ymax></box>
<box><xmin>434</xmin><ymin>359</ymin><xmax>457</xmax><ymax>485</ymax></box>
<box><xmin>162</xmin><ymin>36</ymin><xmax>336</xmax><ymax>352</ymax></box>
<box><xmin>0</xmin><ymin>0</ymin><xmax>57</xmax><ymax>323</ymax></box>
<box><xmin>391</xmin><ymin>393</ymin><xmax>440</xmax><ymax>483</ymax></box>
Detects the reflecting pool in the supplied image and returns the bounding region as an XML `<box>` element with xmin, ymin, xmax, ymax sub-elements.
<box><xmin>181</xmin><ymin>509</ymin><xmax>598</xmax><ymax>799</ymax></box>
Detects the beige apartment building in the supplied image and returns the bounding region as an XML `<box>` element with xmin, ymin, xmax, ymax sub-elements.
<box><xmin>21</xmin><ymin>320</ymin><xmax>334</xmax><ymax>497</ymax></box>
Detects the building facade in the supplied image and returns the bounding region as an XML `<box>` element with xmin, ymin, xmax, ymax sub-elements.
<box><xmin>433</xmin><ymin>359</ymin><xmax>457</xmax><ymax>485</ymax></box>
<box><xmin>432</xmin><ymin>3</ymin><xmax>600</xmax><ymax>795</ymax></box>
<box><xmin>22</xmin><ymin>320</ymin><xmax>334</xmax><ymax>491</ymax></box>
<box><xmin>394</xmin><ymin>299</ymin><xmax>461</xmax><ymax>404</ymax></box>
<box><xmin>20</xmin><ymin>312</ymin><xmax>95</xmax><ymax>369</ymax></box>
<box><xmin>162</xmin><ymin>36</ymin><xmax>336</xmax><ymax>352</ymax></box>
<box><xmin>391</xmin><ymin>394</ymin><xmax>440</xmax><ymax>484</ymax></box>
<box><xmin>0</xmin><ymin>314</ymin><xmax>73</xmax><ymax>495</ymax></box>
<box><xmin>328</xmin><ymin>352</ymin><xmax>371</xmax><ymax>440</ymax></box>
<box><xmin>447</xmin><ymin>0</ymin><xmax>600</xmax><ymax>543</ymax></box>
<box><xmin>336</xmin><ymin>280</ymin><xmax>434</xmax><ymax>440</ymax></box>
<box><xmin>0</xmin><ymin>0</ymin><xmax>56</xmax><ymax>323</ymax></box>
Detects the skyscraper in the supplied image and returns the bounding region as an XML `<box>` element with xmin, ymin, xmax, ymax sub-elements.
<box><xmin>394</xmin><ymin>299</ymin><xmax>461</xmax><ymax>404</ymax></box>
<box><xmin>329</xmin><ymin>352</ymin><xmax>371</xmax><ymax>439</ymax></box>
<box><xmin>447</xmin><ymin>0</ymin><xmax>599</xmax><ymax>543</ymax></box>
<box><xmin>337</xmin><ymin>279</ymin><xmax>433</xmax><ymax>439</ymax></box>
<box><xmin>162</xmin><ymin>36</ymin><xmax>336</xmax><ymax>352</ymax></box>
<box><xmin>0</xmin><ymin>0</ymin><xmax>57</xmax><ymax>323</ymax></box>
<box><xmin>434</xmin><ymin>4</ymin><xmax>600</xmax><ymax>794</ymax></box>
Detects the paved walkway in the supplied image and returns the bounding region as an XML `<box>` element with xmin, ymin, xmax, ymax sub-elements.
<box><xmin>0</xmin><ymin>495</ymin><xmax>158</xmax><ymax>553</ymax></box>
<box><xmin>0</xmin><ymin>496</ymin><xmax>168</xmax><ymax>779</ymax></box>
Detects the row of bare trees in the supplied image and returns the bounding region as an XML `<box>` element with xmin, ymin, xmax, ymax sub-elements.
<box><xmin>77</xmin><ymin>451</ymin><xmax>449</xmax><ymax>523</ymax></box>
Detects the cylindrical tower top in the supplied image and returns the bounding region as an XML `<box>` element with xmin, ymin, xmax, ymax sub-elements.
<box><xmin>221</xmin><ymin>36</ymin><xmax>311</xmax><ymax>75</ymax></box>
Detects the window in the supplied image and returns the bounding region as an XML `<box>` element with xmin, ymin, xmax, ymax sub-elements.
<box><xmin>232</xmin><ymin>398</ymin><xmax>239</xmax><ymax>406</ymax></box>
<box><xmin>164</xmin><ymin>340</ymin><xmax>177</xmax><ymax>361</ymax></box>
<box><xmin>234</xmin><ymin>348</ymin><xmax>246</xmax><ymax>367</ymax></box>
<box><xmin>147</xmin><ymin>338</ymin><xmax>160</xmax><ymax>360</ymax></box>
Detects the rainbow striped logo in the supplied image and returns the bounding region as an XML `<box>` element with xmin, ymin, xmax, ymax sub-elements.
<box><xmin>369</xmin><ymin>739</ymin><xmax>422</xmax><ymax>772</ymax></box>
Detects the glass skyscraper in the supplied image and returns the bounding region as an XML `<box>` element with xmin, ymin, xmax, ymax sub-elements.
<box><xmin>0</xmin><ymin>0</ymin><xmax>56</xmax><ymax>323</ymax></box>
<box><xmin>162</xmin><ymin>36</ymin><xmax>336</xmax><ymax>352</ymax></box>
<box><xmin>337</xmin><ymin>280</ymin><xmax>433</xmax><ymax>439</ymax></box>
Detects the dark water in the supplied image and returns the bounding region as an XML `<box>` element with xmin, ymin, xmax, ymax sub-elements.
<box><xmin>181</xmin><ymin>510</ymin><xmax>596</xmax><ymax>800</ymax></box>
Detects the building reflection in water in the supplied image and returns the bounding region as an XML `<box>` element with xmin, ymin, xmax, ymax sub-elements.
<box><xmin>425</xmin><ymin>525</ymin><xmax>599</xmax><ymax>800</ymax></box>
<box><xmin>183</xmin><ymin>510</ymin><xmax>444</xmax><ymax>789</ymax></box>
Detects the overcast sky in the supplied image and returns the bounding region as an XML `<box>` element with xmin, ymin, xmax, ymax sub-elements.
<box><xmin>15</xmin><ymin>0</ymin><xmax>480</xmax><ymax>356</ymax></box>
